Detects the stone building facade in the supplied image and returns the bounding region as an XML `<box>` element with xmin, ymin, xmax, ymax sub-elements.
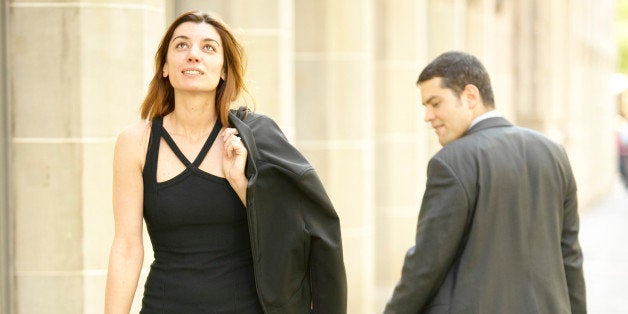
<box><xmin>0</xmin><ymin>0</ymin><xmax>617</xmax><ymax>313</ymax></box>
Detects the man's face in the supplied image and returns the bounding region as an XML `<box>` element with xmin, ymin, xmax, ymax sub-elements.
<box><xmin>420</xmin><ymin>77</ymin><xmax>474</xmax><ymax>146</ymax></box>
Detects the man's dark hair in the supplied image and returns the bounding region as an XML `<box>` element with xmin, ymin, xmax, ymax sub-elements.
<box><xmin>417</xmin><ymin>51</ymin><xmax>495</xmax><ymax>108</ymax></box>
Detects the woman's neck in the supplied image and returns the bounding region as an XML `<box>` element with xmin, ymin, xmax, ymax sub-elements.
<box><xmin>167</xmin><ymin>92</ymin><xmax>218</xmax><ymax>141</ymax></box>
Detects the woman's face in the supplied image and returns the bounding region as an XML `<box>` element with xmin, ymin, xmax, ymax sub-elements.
<box><xmin>163</xmin><ymin>21</ymin><xmax>225</xmax><ymax>95</ymax></box>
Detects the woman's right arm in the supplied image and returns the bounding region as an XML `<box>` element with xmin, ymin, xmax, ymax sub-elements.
<box><xmin>105</xmin><ymin>123</ymin><xmax>149</xmax><ymax>313</ymax></box>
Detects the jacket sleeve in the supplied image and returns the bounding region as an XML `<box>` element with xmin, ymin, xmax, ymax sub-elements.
<box><xmin>560</xmin><ymin>156</ymin><xmax>587</xmax><ymax>313</ymax></box>
<box><xmin>299</xmin><ymin>168</ymin><xmax>348</xmax><ymax>314</ymax></box>
<box><xmin>384</xmin><ymin>157</ymin><xmax>470</xmax><ymax>313</ymax></box>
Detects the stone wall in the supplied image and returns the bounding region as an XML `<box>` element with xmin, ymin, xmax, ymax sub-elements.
<box><xmin>7</xmin><ymin>1</ymin><xmax>165</xmax><ymax>312</ymax></box>
<box><xmin>2</xmin><ymin>0</ymin><xmax>617</xmax><ymax>313</ymax></box>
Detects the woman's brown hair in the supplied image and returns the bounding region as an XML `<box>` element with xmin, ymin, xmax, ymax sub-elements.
<box><xmin>140</xmin><ymin>11</ymin><xmax>251</xmax><ymax>127</ymax></box>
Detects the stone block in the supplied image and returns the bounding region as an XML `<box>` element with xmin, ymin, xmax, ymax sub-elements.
<box><xmin>375</xmin><ymin>211</ymin><xmax>419</xmax><ymax>285</ymax></box>
<box><xmin>327</xmin><ymin>60</ymin><xmax>373</xmax><ymax>140</ymax></box>
<box><xmin>375</xmin><ymin>0</ymin><xmax>421</xmax><ymax>61</ymax></box>
<box><xmin>10</xmin><ymin>6</ymin><xmax>82</xmax><ymax>138</ymax></box>
<box><xmin>294</xmin><ymin>0</ymin><xmax>326</xmax><ymax>52</ymax></box>
<box><xmin>326</xmin><ymin>0</ymin><xmax>370</xmax><ymax>53</ymax></box>
<box><xmin>327</xmin><ymin>147</ymin><xmax>373</xmax><ymax>229</ymax></box>
<box><xmin>13</xmin><ymin>142</ymin><xmax>83</xmax><ymax>271</ymax></box>
<box><xmin>81</xmin><ymin>141</ymin><xmax>115</xmax><ymax>269</ymax></box>
<box><xmin>228</xmin><ymin>0</ymin><xmax>279</xmax><ymax>29</ymax></box>
<box><xmin>374</xmin><ymin>67</ymin><xmax>424</xmax><ymax>134</ymax></box>
<box><xmin>241</xmin><ymin>33</ymin><xmax>282</xmax><ymax>122</ymax></box>
<box><xmin>78</xmin><ymin>7</ymin><xmax>151</xmax><ymax>137</ymax></box>
<box><xmin>16</xmin><ymin>273</ymin><xmax>83</xmax><ymax>314</ymax></box>
<box><xmin>341</xmin><ymin>231</ymin><xmax>375</xmax><ymax>314</ymax></box>
<box><xmin>82</xmin><ymin>271</ymin><xmax>106</xmax><ymax>313</ymax></box>
<box><xmin>295</xmin><ymin>59</ymin><xmax>330</xmax><ymax>141</ymax></box>
<box><xmin>374</xmin><ymin>139</ymin><xmax>424</xmax><ymax>208</ymax></box>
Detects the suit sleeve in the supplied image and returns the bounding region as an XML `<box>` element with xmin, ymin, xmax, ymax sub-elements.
<box><xmin>300</xmin><ymin>168</ymin><xmax>348</xmax><ymax>314</ymax></box>
<box><xmin>560</xmin><ymin>157</ymin><xmax>586</xmax><ymax>313</ymax></box>
<box><xmin>384</xmin><ymin>157</ymin><xmax>470</xmax><ymax>313</ymax></box>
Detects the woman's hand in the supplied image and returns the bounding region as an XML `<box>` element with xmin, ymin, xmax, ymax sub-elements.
<box><xmin>221</xmin><ymin>127</ymin><xmax>248</xmax><ymax>205</ymax></box>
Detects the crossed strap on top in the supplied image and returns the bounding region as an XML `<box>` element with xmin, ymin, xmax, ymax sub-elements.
<box><xmin>158</xmin><ymin>117</ymin><xmax>223</xmax><ymax>168</ymax></box>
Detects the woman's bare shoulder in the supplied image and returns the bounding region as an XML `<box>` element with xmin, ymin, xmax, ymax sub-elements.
<box><xmin>117</xmin><ymin>120</ymin><xmax>151</xmax><ymax>141</ymax></box>
<box><xmin>114</xmin><ymin>120</ymin><xmax>152</xmax><ymax>163</ymax></box>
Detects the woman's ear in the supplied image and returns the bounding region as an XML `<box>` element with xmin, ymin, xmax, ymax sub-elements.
<box><xmin>162</xmin><ymin>63</ymin><xmax>169</xmax><ymax>77</ymax></box>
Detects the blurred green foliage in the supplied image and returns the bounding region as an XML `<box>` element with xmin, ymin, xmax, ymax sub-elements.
<box><xmin>618</xmin><ymin>0</ymin><xmax>628</xmax><ymax>72</ymax></box>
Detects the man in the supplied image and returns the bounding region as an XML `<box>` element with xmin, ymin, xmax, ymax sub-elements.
<box><xmin>384</xmin><ymin>51</ymin><xmax>586</xmax><ymax>313</ymax></box>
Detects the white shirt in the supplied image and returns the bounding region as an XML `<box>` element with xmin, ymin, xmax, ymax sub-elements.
<box><xmin>468</xmin><ymin>110</ymin><xmax>503</xmax><ymax>130</ymax></box>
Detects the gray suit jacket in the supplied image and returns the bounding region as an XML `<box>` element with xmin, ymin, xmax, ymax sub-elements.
<box><xmin>384</xmin><ymin>117</ymin><xmax>586</xmax><ymax>313</ymax></box>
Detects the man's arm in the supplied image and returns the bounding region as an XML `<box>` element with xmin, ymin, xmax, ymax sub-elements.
<box><xmin>384</xmin><ymin>157</ymin><xmax>470</xmax><ymax>313</ymax></box>
<box><xmin>560</xmin><ymin>157</ymin><xmax>586</xmax><ymax>313</ymax></box>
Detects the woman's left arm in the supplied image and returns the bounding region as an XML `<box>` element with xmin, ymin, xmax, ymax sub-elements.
<box><xmin>222</xmin><ymin>127</ymin><xmax>248</xmax><ymax>205</ymax></box>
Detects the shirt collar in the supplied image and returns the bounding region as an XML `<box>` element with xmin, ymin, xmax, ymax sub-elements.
<box><xmin>469</xmin><ymin>110</ymin><xmax>503</xmax><ymax>130</ymax></box>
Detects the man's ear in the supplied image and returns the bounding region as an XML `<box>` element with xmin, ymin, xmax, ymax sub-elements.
<box><xmin>462</xmin><ymin>84</ymin><xmax>481</xmax><ymax>109</ymax></box>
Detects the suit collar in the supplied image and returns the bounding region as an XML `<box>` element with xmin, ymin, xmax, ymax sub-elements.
<box><xmin>466</xmin><ymin>116</ymin><xmax>513</xmax><ymax>136</ymax></box>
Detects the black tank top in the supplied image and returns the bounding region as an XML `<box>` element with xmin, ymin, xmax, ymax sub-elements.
<box><xmin>140</xmin><ymin>117</ymin><xmax>262</xmax><ymax>313</ymax></box>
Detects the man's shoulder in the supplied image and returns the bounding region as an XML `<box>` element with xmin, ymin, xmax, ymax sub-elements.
<box><xmin>433</xmin><ymin>123</ymin><xmax>542</xmax><ymax>157</ymax></box>
<box><xmin>467</xmin><ymin>120</ymin><xmax>559</xmax><ymax>146</ymax></box>
<box><xmin>435</xmin><ymin>123</ymin><xmax>566</xmax><ymax>163</ymax></box>
<box><xmin>510</xmin><ymin>125</ymin><xmax>566</xmax><ymax>150</ymax></box>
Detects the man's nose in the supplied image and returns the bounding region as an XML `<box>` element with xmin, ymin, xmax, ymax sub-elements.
<box><xmin>424</xmin><ymin>107</ymin><xmax>434</xmax><ymax>122</ymax></box>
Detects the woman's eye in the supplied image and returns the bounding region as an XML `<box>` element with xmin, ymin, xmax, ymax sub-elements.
<box><xmin>203</xmin><ymin>45</ymin><xmax>216</xmax><ymax>52</ymax></box>
<box><xmin>175</xmin><ymin>42</ymin><xmax>188</xmax><ymax>49</ymax></box>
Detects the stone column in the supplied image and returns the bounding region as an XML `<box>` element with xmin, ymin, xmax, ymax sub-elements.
<box><xmin>1</xmin><ymin>1</ymin><xmax>12</xmax><ymax>312</ymax></box>
<box><xmin>510</xmin><ymin>0</ymin><xmax>616</xmax><ymax>208</ymax></box>
<box><xmin>511</xmin><ymin>0</ymin><xmax>540</xmax><ymax>129</ymax></box>
<box><xmin>564</xmin><ymin>0</ymin><xmax>616</xmax><ymax>208</ymax></box>
<box><xmin>463</xmin><ymin>0</ymin><xmax>517</xmax><ymax>120</ymax></box>
<box><xmin>294</xmin><ymin>1</ymin><xmax>376</xmax><ymax>312</ymax></box>
<box><xmin>465</xmin><ymin>0</ymin><xmax>494</xmax><ymax>58</ymax></box>
<box><xmin>426</xmin><ymin>0</ymin><xmax>467</xmax><ymax>55</ymax></box>
<box><xmin>8</xmin><ymin>1</ymin><xmax>165</xmax><ymax>312</ymax></box>
<box><xmin>491</xmin><ymin>0</ymin><xmax>516</xmax><ymax>119</ymax></box>
<box><xmin>372</xmin><ymin>0</ymin><xmax>430</xmax><ymax>311</ymax></box>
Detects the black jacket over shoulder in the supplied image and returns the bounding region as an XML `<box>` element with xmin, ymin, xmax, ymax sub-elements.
<box><xmin>229</xmin><ymin>108</ymin><xmax>347</xmax><ymax>314</ymax></box>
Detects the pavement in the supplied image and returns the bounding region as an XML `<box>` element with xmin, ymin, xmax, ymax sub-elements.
<box><xmin>579</xmin><ymin>181</ymin><xmax>628</xmax><ymax>313</ymax></box>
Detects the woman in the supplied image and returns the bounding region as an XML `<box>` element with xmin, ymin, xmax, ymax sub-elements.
<box><xmin>104</xmin><ymin>11</ymin><xmax>346</xmax><ymax>314</ymax></box>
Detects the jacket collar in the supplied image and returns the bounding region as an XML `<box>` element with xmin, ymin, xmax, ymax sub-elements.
<box><xmin>228</xmin><ymin>111</ymin><xmax>259</xmax><ymax>179</ymax></box>
<box><xmin>465</xmin><ymin>116</ymin><xmax>513</xmax><ymax>136</ymax></box>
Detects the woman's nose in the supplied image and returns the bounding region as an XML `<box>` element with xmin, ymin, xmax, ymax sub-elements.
<box><xmin>187</xmin><ymin>47</ymin><xmax>200</xmax><ymax>62</ymax></box>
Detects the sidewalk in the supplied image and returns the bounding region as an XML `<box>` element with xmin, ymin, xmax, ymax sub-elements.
<box><xmin>579</xmin><ymin>182</ymin><xmax>628</xmax><ymax>313</ymax></box>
